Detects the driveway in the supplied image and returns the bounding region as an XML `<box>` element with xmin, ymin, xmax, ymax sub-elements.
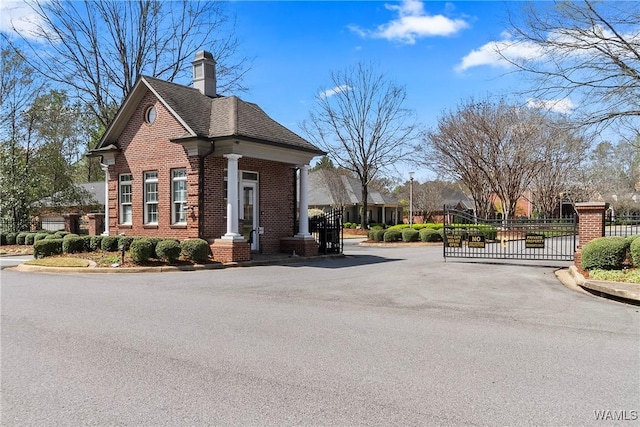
<box><xmin>2</xmin><ymin>243</ymin><xmax>638</xmax><ymax>425</ymax></box>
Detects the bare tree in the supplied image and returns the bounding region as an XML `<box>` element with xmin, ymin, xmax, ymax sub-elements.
<box><xmin>503</xmin><ymin>0</ymin><xmax>640</xmax><ymax>134</ymax></box>
<box><xmin>427</xmin><ymin>98</ymin><xmax>577</xmax><ymax>220</ymax></box>
<box><xmin>301</xmin><ymin>62</ymin><xmax>420</xmax><ymax>229</ymax></box>
<box><xmin>3</xmin><ymin>0</ymin><xmax>250</xmax><ymax>128</ymax></box>
<box><xmin>530</xmin><ymin>124</ymin><xmax>589</xmax><ymax>217</ymax></box>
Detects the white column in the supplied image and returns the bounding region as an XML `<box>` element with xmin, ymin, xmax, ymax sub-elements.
<box><xmin>223</xmin><ymin>154</ymin><xmax>243</xmax><ymax>240</ymax></box>
<box><xmin>101</xmin><ymin>164</ymin><xmax>110</xmax><ymax>236</ymax></box>
<box><xmin>296</xmin><ymin>164</ymin><xmax>312</xmax><ymax>238</ymax></box>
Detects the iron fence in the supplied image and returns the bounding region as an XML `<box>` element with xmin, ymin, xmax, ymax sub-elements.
<box><xmin>308</xmin><ymin>208</ymin><xmax>343</xmax><ymax>254</ymax></box>
<box><xmin>605</xmin><ymin>212</ymin><xmax>640</xmax><ymax>237</ymax></box>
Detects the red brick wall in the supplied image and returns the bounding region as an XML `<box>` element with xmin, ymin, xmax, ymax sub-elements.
<box><xmin>107</xmin><ymin>91</ymin><xmax>198</xmax><ymax>240</ymax></box>
<box><xmin>106</xmin><ymin>90</ymin><xmax>298</xmax><ymax>254</ymax></box>
<box><xmin>574</xmin><ymin>202</ymin><xmax>607</xmax><ymax>271</ymax></box>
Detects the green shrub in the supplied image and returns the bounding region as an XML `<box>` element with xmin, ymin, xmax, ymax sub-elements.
<box><xmin>16</xmin><ymin>232</ymin><xmax>28</xmax><ymax>245</ymax></box>
<box><xmin>118</xmin><ymin>236</ymin><xmax>135</xmax><ymax>251</ymax></box>
<box><xmin>630</xmin><ymin>237</ymin><xmax>640</xmax><ymax>268</ymax></box>
<box><xmin>101</xmin><ymin>236</ymin><xmax>119</xmax><ymax>252</ymax></box>
<box><xmin>62</xmin><ymin>236</ymin><xmax>85</xmax><ymax>254</ymax></box>
<box><xmin>44</xmin><ymin>234</ymin><xmax>59</xmax><ymax>240</ymax></box>
<box><xmin>383</xmin><ymin>230</ymin><xmax>402</xmax><ymax>242</ymax></box>
<box><xmin>412</xmin><ymin>223</ymin><xmax>429</xmax><ymax>230</ymax></box>
<box><xmin>80</xmin><ymin>235</ymin><xmax>92</xmax><ymax>252</ymax></box>
<box><xmin>34</xmin><ymin>232</ymin><xmax>49</xmax><ymax>243</ymax></box>
<box><xmin>25</xmin><ymin>233</ymin><xmax>36</xmax><ymax>245</ymax></box>
<box><xmin>129</xmin><ymin>238</ymin><xmax>154</xmax><ymax>264</ymax></box>
<box><xmin>420</xmin><ymin>228</ymin><xmax>443</xmax><ymax>242</ymax></box>
<box><xmin>402</xmin><ymin>228</ymin><xmax>420</xmax><ymax>242</ymax></box>
<box><xmin>156</xmin><ymin>239</ymin><xmax>181</xmax><ymax>263</ymax></box>
<box><xmin>369</xmin><ymin>223</ymin><xmax>385</xmax><ymax>229</ymax></box>
<box><xmin>343</xmin><ymin>222</ymin><xmax>352</xmax><ymax>229</ymax></box>
<box><xmin>5</xmin><ymin>232</ymin><xmax>17</xmax><ymax>245</ymax></box>
<box><xmin>386</xmin><ymin>224</ymin><xmax>410</xmax><ymax>232</ymax></box>
<box><xmin>626</xmin><ymin>235</ymin><xmax>640</xmax><ymax>245</ymax></box>
<box><xmin>53</xmin><ymin>231</ymin><xmax>69</xmax><ymax>238</ymax></box>
<box><xmin>350</xmin><ymin>223</ymin><xmax>358</xmax><ymax>229</ymax></box>
<box><xmin>370</xmin><ymin>229</ymin><xmax>386</xmax><ymax>242</ymax></box>
<box><xmin>33</xmin><ymin>238</ymin><xmax>64</xmax><ymax>258</ymax></box>
<box><xmin>90</xmin><ymin>236</ymin><xmax>103</xmax><ymax>251</ymax></box>
<box><xmin>63</xmin><ymin>233</ymin><xmax>79</xmax><ymax>240</ymax></box>
<box><xmin>181</xmin><ymin>238</ymin><xmax>210</xmax><ymax>263</ymax></box>
<box><xmin>0</xmin><ymin>233</ymin><xmax>5</xmax><ymax>245</ymax></box>
<box><xmin>581</xmin><ymin>236</ymin><xmax>629</xmax><ymax>270</ymax></box>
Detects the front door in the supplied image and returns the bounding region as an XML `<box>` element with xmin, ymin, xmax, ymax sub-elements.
<box><xmin>240</xmin><ymin>181</ymin><xmax>258</xmax><ymax>251</ymax></box>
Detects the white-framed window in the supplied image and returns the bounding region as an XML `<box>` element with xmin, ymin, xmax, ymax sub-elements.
<box><xmin>144</xmin><ymin>105</ymin><xmax>157</xmax><ymax>125</ymax></box>
<box><xmin>119</xmin><ymin>173</ymin><xmax>133</xmax><ymax>224</ymax></box>
<box><xmin>144</xmin><ymin>171</ymin><xmax>158</xmax><ymax>224</ymax></box>
<box><xmin>171</xmin><ymin>168</ymin><xmax>187</xmax><ymax>224</ymax></box>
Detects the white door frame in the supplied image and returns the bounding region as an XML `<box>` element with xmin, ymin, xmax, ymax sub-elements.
<box><xmin>239</xmin><ymin>178</ymin><xmax>259</xmax><ymax>251</ymax></box>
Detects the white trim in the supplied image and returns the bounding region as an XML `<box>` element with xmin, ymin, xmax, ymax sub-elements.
<box><xmin>119</xmin><ymin>173</ymin><xmax>133</xmax><ymax>225</ymax></box>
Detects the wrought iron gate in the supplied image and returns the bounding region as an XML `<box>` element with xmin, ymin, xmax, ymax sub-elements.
<box><xmin>443</xmin><ymin>208</ymin><xmax>577</xmax><ymax>261</ymax></box>
<box><xmin>309</xmin><ymin>208</ymin><xmax>343</xmax><ymax>254</ymax></box>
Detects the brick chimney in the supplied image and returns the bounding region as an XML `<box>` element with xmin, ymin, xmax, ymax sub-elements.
<box><xmin>192</xmin><ymin>51</ymin><xmax>216</xmax><ymax>97</ymax></box>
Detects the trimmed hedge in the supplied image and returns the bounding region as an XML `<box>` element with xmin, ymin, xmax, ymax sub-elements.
<box><xmin>369</xmin><ymin>229</ymin><xmax>386</xmax><ymax>242</ymax></box>
<box><xmin>16</xmin><ymin>232</ymin><xmax>28</xmax><ymax>245</ymax></box>
<box><xmin>386</xmin><ymin>224</ymin><xmax>410</xmax><ymax>232</ymax></box>
<box><xmin>402</xmin><ymin>228</ymin><xmax>420</xmax><ymax>242</ymax></box>
<box><xmin>581</xmin><ymin>236</ymin><xmax>629</xmax><ymax>270</ymax></box>
<box><xmin>420</xmin><ymin>228</ymin><xmax>443</xmax><ymax>242</ymax></box>
<box><xmin>44</xmin><ymin>234</ymin><xmax>59</xmax><ymax>240</ymax></box>
<box><xmin>5</xmin><ymin>232</ymin><xmax>18</xmax><ymax>245</ymax></box>
<box><xmin>156</xmin><ymin>239</ymin><xmax>181</xmax><ymax>264</ymax></box>
<box><xmin>90</xmin><ymin>236</ymin><xmax>103</xmax><ymax>251</ymax></box>
<box><xmin>63</xmin><ymin>236</ymin><xmax>85</xmax><ymax>254</ymax></box>
<box><xmin>383</xmin><ymin>230</ymin><xmax>402</xmax><ymax>242</ymax></box>
<box><xmin>181</xmin><ymin>238</ymin><xmax>210</xmax><ymax>263</ymax></box>
<box><xmin>54</xmin><ymin>231</ymin><xmax>69</xmax><ymax>239</ymax></box>
<box><xmin>630</xmin><ymin>237</ymin><xmax>640</xmax><ymax>268</ymax></box>
<box><xmin>129</xmin><ymin>238</ymin><xmax>154</xmax><ymax>264</ymax></box>
<box><xmin>33</xmin><ymin>238</ymin><xmax>64</xmax><ymax>258</ymax></box>
<box><xmin>33</xmin><ymin>232</ymin><xmax>49</xmax><ymax>243</ymax></box>
<box><xmin>118</xmin><ymin>236</ymin><xmax>135</xmax><ymax>251</ymax></box>
<box><xmin>25</xmin><ymin>233</ymin><xmax>36</xmax><ymax>245</ymax></box>
<box><xmin>101</xmin><ymin>236</ymin><xmax>119</xmax><ymax>252</ymax></box>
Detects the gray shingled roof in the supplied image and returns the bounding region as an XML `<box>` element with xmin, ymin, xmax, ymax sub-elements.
<box><xmin>143</xmin><ymin>76</ymin><xmax>323</xmax><ymax>154</ymax></box>
<box><xmin>308</xmin><ymin>170</ymin><xmax>399</xmax><ymax>207</ymax></box>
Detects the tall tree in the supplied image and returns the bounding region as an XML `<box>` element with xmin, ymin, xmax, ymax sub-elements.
<box><xmin>301</xmin><ymin>62</ymin><xmax>420</xmax><ymax>229</ymax></box>
<box><xmin>3</xmin><ymin>0</ymin><xmax>250</xmax><ymax>128</ymax></box>
<box><xmin>427</xmin><ymin>98</ymin><xmax>583</xmax><ymax>220</ymax></box>
<box><xmin>503</xmin><ymin>0</ymin><xmax>640</xmax><ymax>135</ymax></box>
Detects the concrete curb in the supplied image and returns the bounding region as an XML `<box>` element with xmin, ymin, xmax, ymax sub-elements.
<box><xmin>10</xmin><ymin>253</ymin><xmax>345</xmax><ymax>274</ymax></box>
<box><xmin>558</xmin><ymin>266</ymin><xmax>640</xmax><ymax>305</ymax></box>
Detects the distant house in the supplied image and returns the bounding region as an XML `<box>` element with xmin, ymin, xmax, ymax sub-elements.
<box><xmin>308</xmin><ymin>169</ymin><xmax>400</xmax><ymax>225</ymax></box>
<box><xmin>37</xmin><ymin>181</ymin><xmax>106</xmax><ymax>232</ymax></box>
<box><xmin>89</xmin><ymin>51</ymin><xmax>325</xmax><ymax>262</ymax></box>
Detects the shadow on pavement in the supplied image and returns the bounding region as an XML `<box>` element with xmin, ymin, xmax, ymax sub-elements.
<box><xmin>282</xmin><ymin>254</ymin><xmax>404</xmax><ymax>269</ymax></box>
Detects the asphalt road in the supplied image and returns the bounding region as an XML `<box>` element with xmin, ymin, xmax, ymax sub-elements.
<box><xmin>1</xmin><ymin>243</ymin><xmax>639</xmax><ymax>426</ymax></box>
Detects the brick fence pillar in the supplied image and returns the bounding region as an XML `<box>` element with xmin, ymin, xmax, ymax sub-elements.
<box><xmin>574</xmin><ymin>202</ymin><xmax>608</xmax><ymax>270</ymax></box>
<box><xmin>63</xmin><ymin>213</ymin><xmax>80</xmax><ymax>234</ymax></box>
<box><xmin>87</xmin><ymin>213</ymin><xmax>105</xmax><ymax>236</ymax></box>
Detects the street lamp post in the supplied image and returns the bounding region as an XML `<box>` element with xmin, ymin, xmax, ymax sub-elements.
<box><xmin>409</xmin><ymin>171</ymin><xmax>415</xmax><ymax>226</ymax></box>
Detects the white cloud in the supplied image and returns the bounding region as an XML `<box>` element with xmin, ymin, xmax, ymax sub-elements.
<box><xmin>320</xmin><ymin>85</ymin><xmax>352</xmax><ymax>99</ymax></box>
<box><xmin>350</xmin><ymin>0</ymin><xmax>469</xmax><ymax>44</ymax></box>
<box><xmin>456</xmin><ymin>36</ymin><xmax>543</xmax><ymax>72</ymax></box>
<box><xmin>0</xmin><ymin>1</ymin><xmax>46</xmax><ymax>40</ymax></box>
<box><xmin>526</xmin><ymin>98</ymin><xmax>575</xmax><ymax>115</ymax></box>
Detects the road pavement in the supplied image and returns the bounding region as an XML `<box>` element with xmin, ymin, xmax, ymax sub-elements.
<box><xmin>2</xmin><ymin>243</ymin><xmax>638</xmax><ymax>426</ymax></box>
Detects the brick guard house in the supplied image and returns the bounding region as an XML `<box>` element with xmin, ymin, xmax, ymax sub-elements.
<box><xmin>89</xmin><ymin>51</ymin><xmax>325</xmax><ymax>263</ymax></box>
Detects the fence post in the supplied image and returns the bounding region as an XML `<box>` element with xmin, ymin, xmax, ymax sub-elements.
<box><xmin>574</xmin><ymin>202</ymin><xmax>608</xmax><ymax>270</ymax></box>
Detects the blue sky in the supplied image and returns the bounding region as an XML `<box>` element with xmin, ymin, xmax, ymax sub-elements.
<box><xmin>1</xmin><ymin>0</ymin><xmax>570</xmax><ymax>181</ymax></box>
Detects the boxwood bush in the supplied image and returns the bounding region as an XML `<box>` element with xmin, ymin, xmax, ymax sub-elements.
<box><xmin>181</xmin><ymin>238</ymin><xmax>210</xmax><ymax>263</ymax></box>
<box><xmin>118</xmin><ymin>236</ymin><xmax>135</xmax><ymax>251</ymax></box>
<box><xmin>33</xmin><ymin>238</ymin><xmax>64</xmax><ymax>258</ymax></box>
<box><xmin>581</xmin><ymin>236</ymin><xmax>629</xmax><ymax>270</ymax></box>
<box><xmin>16</xmin><ymin>232</ymin><xmax>28</xmax><ymax>245</ymax></box>
<box><xmin>63</xmin><ymin>236</ymin><xmax>85</xmax><ymax>254</ymax></box>
<box><xmin>369</xmin><ymin>229</ymin><xmax>386</xmax><ymax>242</ymax></box>
<box><xmin>630</xmin><ymin>237</ymin><xmax>640</xmax><ymax>268</ymax></box>
<box><xmin>53</xmin><ymin>231</ymin><xmax>70</xmax><ymax>239</ymax></box>
<box><xmin>101</xmin><ymin>236</ymin><xmax>119</xmax><ymax>252</ymax></box>
<box><xmin>386</xmin><ymin>224</ymin><xmax>410</xmax><ymax>232</ymax></box>
<box><xmin>25</xmin><ymin>233</ymin><xmax>36</xmax><ymax>245</ymax></box>
<box><xmin>402</xmin><ymin>228</ymin><xmax>420</xmax><ymax>242</ymax></box>
<box><xmin>129</xmin><ymin>238</ymin><xmax>154</xmax><ymax>264</ymax></box>
<box><xmin>383</xmin><ymin>230</ymin><xmax>402</xmax><ymax>242</ymax></box>
<box><xmin>5</xmin><ymin>232</ymin><xmax>17</xmax><ymax>245</ymax></box>
<box><xmin>34</xmin><ymin>232</ymin><xmax>49</xmax><ymax>243</ymax></box>
<box><xmin>420</xmin><ymin>228</ymin><xmax>443</xmax><ymax>242</ymax></box>
<box><xmin>156</xmin><ymin>239</ymin><xmax>181</xmax><ymax>263</ymax></box>
<box><xmin>90</xmin><ymin>236</ymin><xmax>103</xmax><ymax>251</ymax></box>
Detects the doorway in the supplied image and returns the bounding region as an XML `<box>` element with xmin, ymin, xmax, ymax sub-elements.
<box><xmin>240</xmin><ymin>174</ymin><xmax>259</xmax><ymax>251</ymax></box>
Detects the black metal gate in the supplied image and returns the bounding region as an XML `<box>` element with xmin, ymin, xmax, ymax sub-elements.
<box><xmin>309</xmin><ymin>208</ymin><xmax>343</xmax><ymax>254</ymax></box>
<box><xmin>443</xmin><ymin>208</ymin><xmax>577</xmax><ymax>261</ymax></box>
